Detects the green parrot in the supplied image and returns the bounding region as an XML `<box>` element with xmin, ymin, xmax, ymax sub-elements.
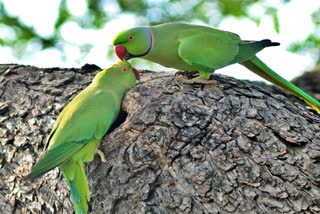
<box><xmin>26</xmin><ymin>61</ymin><xmax>140</xmax><ymax>214</ymax></box>
<box><xmin>113</xmin><ymin>22</ymin><xmax>320</xmax><ymax>113</ymax></box>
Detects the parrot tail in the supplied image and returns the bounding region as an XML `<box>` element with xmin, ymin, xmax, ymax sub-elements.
<box><xmin>241</xmin><ymin>56</ymin><xmax>320</xmax><ymax>113</ymax></box>
<box><xmin>234</xmin><ymin>40</ymin><xmax>280</xmax><ymax>64</ymax></box>
<box><xmin>61</xmin><ymin>161</ymin><xmax>90</xmax><ymax>214</ymax></box>
<box><xmin>242</xmin><ymin>39</ymin><xmax>280</xmax><ymax>47</ymax></box>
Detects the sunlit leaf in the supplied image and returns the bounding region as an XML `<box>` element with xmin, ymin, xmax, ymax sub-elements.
<box><xmin>265</xmin><ymin>7</ymin><xmax>280</xmax><ymax>33</ymax></box>
<box><xmin>55</xmin><ymin>0</ymin><xmax>72</xmax><ymax>29</ymax></box>
<box><xmin>312</xmin><ymin>8</ymin><xmax>320</xmax><ymax>26</ymax></box>
<box><xmin>272</xmin><ymin>12</ymin><xmax>280</xmax><ymax>33</ymax></box>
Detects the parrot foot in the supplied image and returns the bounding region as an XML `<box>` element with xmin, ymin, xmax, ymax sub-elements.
<box><xmin>96</xmin><ymin>149</ymin><xmax>106</xmax><ymax>163</ymax></box>
<box><xmin>176</xmin><ymin>74</ymin><xmax>219</xmax><ymax>86</ymax></box>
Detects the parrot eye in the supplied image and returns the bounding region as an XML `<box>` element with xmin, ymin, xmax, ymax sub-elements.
<box><xmin>122</xmin><ymin>67</ymin><xmax>128</xmax><ymax>72</ymax></box>
<box><xmin>128</xmin><ymin>35</ymin><xmax>134</xmax><ymax>41</ymax></box>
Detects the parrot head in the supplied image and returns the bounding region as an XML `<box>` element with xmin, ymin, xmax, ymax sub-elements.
<box><xmin>96</xmin><ymin>60</ymin><xmax>140</xmax><ymax>89</ymax></box>
<box><xmin>113</xmin><ymin>27</ymin><xmax>152</xmax><ymax>60</ymax></box>
<box><xmin>113</xmin><ymin>60</ymin><xmax>140</xmax><ymax>81</ymax></box>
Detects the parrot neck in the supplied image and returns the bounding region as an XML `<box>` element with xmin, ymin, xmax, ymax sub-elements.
<box><xmin>142</xmin><ymin>24</ymin><xmax>194</xmax><ymax>71</ymax></box>
<box><xmin>93</xmin><ymin>73</ymin><xmax>134</xmax><ymax>96</ymax></box>
<box><xmin>149</xmin><ymin>27</ymin><xmax>154</xmax><ymax>51</ymax></box>
<box><xmin>127</xmin><ymin>27</ymin><xmax>153</xmax><ymax>59</ymax></box>
<box><xmin>107</xmin><ymin>79</ymin><xmax>132</xmax><ymax>95</ymax></box>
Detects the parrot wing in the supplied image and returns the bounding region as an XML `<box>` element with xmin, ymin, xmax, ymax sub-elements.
<box><xmin>178</xmin><ymin>32</ymin><xmax>240</xmax><ymax>72</ymax></box>
<box><xmin>49</xmin><ymin>89</ymin><xmax>118</xmax><ymax>148</ymax></box>
<box><xmin>27</xmin><ymin>89</ymin><xmax>118</xmax><ymax>180</ymax></box>
<box><xmin>26</xmin><ymin>140</ymin><xmax>86</xmax><ymax>180</ymax></box>
<box><xmin>42</xmin><ymin>111</ymin><xmax>64</xmax><ymax>151</ymax></box>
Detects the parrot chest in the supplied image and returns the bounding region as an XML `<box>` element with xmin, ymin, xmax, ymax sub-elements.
<box><xmin>143</xmin><ymin>31</ymin><xmax>195</xmax><ymax>71</ymax></box>
<box><xmin>143</xmin><ymin>24</ymin><xmax>242</xmax><ymax>72</ymax></box>
<box><xmin>144</xmin><ymin>52</ymin><xmax>194</xmax><ymax>71</ymax></box>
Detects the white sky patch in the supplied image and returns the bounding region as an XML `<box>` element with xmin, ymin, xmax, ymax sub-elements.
<box><xmin>103</xmin><ymin>0</ymin><xmax>121</xmax><ymax>15</ymax></box>
<box><xmin>277</xmin><ymin>0</ymin><xmax>315</xmax><ymax>43</ymax></box>
<box><xmin>2</xmin><ymin>0</ymin><xmax>60</xmax><ymax>37</ymax></box>
<box><xmin>60</xmin><ymin>21</ymin><xmax>90</xmax><ymax>44</ymax></box>
<box><xmin>83</xmin><ymin>14</ymin><xmax>137</xmax><ymax>67</ymax></box>
<box><xmin>0</xmin><ymin>24</ymin><xmax>16</xmax><ymax>41</ymax></box>
<box><xmin>67</xmin><ymin>0</ymin><xmax>87</xmax><ymax>16</ymax></box>
<box><xmin>31</xmin><ymin>48</ymin><xmax>64</xmax><ymax>67</ymax></box>
<box><xmin>62</xmin><ymin>45</ymin><xmax>81</xmax><ymax>65</ymax></box>
<box><xmin>0</xmin><ymin>47</ymin><xmax>19</xmax><ymax>63</ymax></box>
<box><xmin>217</xmin><ymin>0</ymin><xmax>319</xmax><ymax>81</ymax></box>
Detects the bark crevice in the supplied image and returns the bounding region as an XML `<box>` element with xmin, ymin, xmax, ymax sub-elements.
<box><xmin>1</xmin><ymin>64</ymin><xmax>320</xmax><ymax>213</ymax></box>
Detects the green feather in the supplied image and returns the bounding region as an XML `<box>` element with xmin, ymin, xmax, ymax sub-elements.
<box><xmin>61</xmin><ymin>160</ymin><xmax>90</xmax><ymax>214</ymax></box>
<box><xmin>27</xmin><ymin>142</ymin><xmax>85</xmax><ymax>180</ymax></box>
<box><xmin>233</xmin><ymin>39</ymin><xmax>280</xmax><ymax>63</ymax></box>
<box><xmin>70</xmin><ymin>180</ymin><xmax>80</xmax><ymax>203</ymax></box>
<box><xmin>178</xmin><ymin>32</ymin><xmax>239</xmax><ymax>71</ymax></box>
<box><xmin>113</xmin><ymin>22</ymin><xmax>320</xmax><ymax>113</ymax></box>
<box><xmin>27</xmin><ymin>61</ymin><xmax>138</xmax><ymax>214</ymax></box>
<box><xmin>241</xmin><ymin>56</ymin><xmax>320</xmax><ymax>112</ymax></box>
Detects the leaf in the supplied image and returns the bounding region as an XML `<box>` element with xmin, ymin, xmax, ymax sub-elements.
<box><xmin>266</xmin><ymin>7</ymin><xmax>280</xmax><ymax>33</ymax></box>
<box><xmin>272</xmin><ymin>12</ymin><xmax>280</xmax><ymax>33</ymax></box>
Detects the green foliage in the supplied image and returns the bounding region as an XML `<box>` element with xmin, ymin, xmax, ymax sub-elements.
<box><xmin>266</xmin><ymin>7</ymin><xmax>280</xmax><ymax>33</ymax></box>
<box><xmin>313</xmin><ymin>8</ymin><xmax>320</xmax><ymax>25</ymax></box>
<box><xmin>288</xmin><ymin>8</ymin><xmax>320</xmax><ymax>63</ymax></box>
<box><xmin>0</xmin><ymin>2</ymin><xmax>57</xmax><ymax>57</ymax></box>
<box><xmin>86</xmin><ymin>0</ymin><xmax>107</xmax><ymax>29</ymax></box>
<box><xmin>0</xmin><ymin>0</ymin><xmax>317</xmax><ymax>62</ymax></box>
<box><xmin>289</xmin><ymin>35</ymin><xmax>320</xmax><ymax>64</ymax></box>
<box><xmin>55</xmin><ymin>0</ymin><xmax>72</xmax><ymax>30</ymax></box>
<box><xmin>218</xmin><ymin>0</ymin><xmax>259</xmax><ymax>17</ymax></box>
<box><xmin>118</xmin><ymin>0</ymin><xmax>148</xmax><ymax>13</ymax></box>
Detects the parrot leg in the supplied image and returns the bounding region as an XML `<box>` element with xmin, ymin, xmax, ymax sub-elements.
<box><xmin>80</xmin><ymin>139</ymin><xmax>106</xmax><ymax>163</ymax></box>
<box><xmin>174</xmin><ymin>71</ymin><xmax>189</xmax><ymax>77</ymax></box>
<box><xmin>175</xmin><ymin>74</ymin><xmax>219</xmax><ymax>85</ymax></box>
<box><xmin>96</xmin><ymin>149</ymin><xmax>106</xmax><ymax>163</ymax></box>
<box><xmin>175</xmin><ymin>71</ymin><xmax>221</xmax><ymax>85</ymax></box>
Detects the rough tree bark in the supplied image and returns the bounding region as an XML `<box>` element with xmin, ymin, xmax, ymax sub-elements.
<box><xmin>1</xmin><ymin>64</ymin><xmax>320</xmax><ymax>214</ymax></box>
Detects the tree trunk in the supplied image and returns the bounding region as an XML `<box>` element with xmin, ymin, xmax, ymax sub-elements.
<box><xmin>1</xmin><ymin>64</ymin><xmax>320</xmax><ymax>214</ymax></box>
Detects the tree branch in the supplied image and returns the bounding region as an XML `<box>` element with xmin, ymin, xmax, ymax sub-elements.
<box><xmin>1</xmin><ymin>64</ymin><xmax>320</xmax><ymax>213</ymax></box>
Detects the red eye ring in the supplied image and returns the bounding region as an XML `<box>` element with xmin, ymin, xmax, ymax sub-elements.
<box><xmin>128</xmin><ymin>35</ymin><xmax>134</xmax><ymax>41</ymax></box>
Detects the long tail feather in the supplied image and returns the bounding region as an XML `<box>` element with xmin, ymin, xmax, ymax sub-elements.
<box><xmin>241</xmin><ymin>56</ymin><xmax>320</xmax><ymax>113</ymax></box>
<box><xmin>74</xmin><ymin>161</ymin><xmax>90</xmax><ymax>213</ymax></box>
<box><xmin>61</xmin><ymin>161</ymin><xmax>90</xmax><ymax>214</ymax></box>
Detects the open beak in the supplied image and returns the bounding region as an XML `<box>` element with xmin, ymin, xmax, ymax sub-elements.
<box><xmin>132</xmin><ymin>68</ymin><xmax>140</xmax><ymax>81</ymax></box>
<box><xmin>114</xmin><ymin>45</ymin><xmax>132</xmax><ymax>60</ymax></box>
<box><xmin>114</xmin><ymin>45</ymin><xmax>126</xmax><ymax>60</ymax></box>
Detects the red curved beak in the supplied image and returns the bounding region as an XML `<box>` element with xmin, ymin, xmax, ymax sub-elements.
<box><xmin>132</xmin><ymin>68</ymin><xmax>140</xmax><ymax>81</ymax></box>
<box><xmin>114</xmin><ymin>45</ymin><xmax>127</xmax><ymax>60</ymax></box>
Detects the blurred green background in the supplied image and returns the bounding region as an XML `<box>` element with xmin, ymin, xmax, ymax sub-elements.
<box><xmin>1</xmin><ymin>0</ymin><xmax>319</xmax><ymax>81</ymax></box>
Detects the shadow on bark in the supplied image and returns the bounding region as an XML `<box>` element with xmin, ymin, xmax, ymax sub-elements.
<box><xmin>1</xmin><ymin>64</ymin><xmax>320</xmax><ymax>213</ymax></box>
